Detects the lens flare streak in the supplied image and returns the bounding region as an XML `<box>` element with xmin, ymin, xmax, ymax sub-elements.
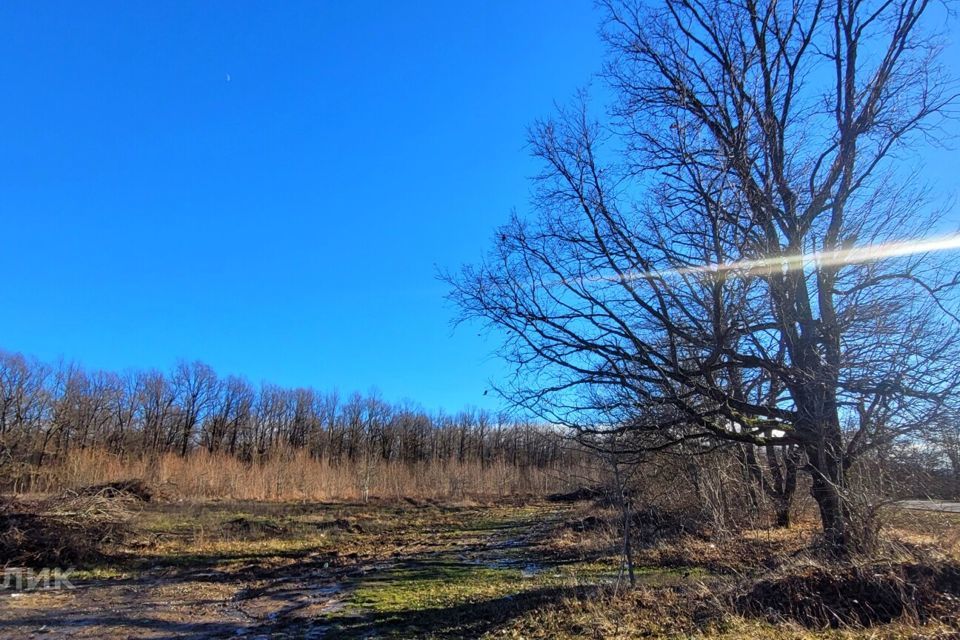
<box><xmin>616</xmin><ymin>234</ymin><xmax>960</xmax><ymax>283</ymax></box>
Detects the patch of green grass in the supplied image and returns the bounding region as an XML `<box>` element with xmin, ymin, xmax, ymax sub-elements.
<box><xmin>351</xmin><ymin>563</ymin><xmax>526</xmax><ymax>613</ymax></box>
<box><xmin>69</xmin><ymin>566</ymin><xmax>130</xmax><ymax>581</ymax></box>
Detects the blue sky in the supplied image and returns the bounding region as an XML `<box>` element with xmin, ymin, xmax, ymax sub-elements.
<box><xmin>0</xmin><ymin>1</ymin><xmax>956</xmax><ymax>413</ymax></box>
<box><xmin>0</xmin><ymin>1</ymin><xmax>604</xmax><ymax>412</ymax></box>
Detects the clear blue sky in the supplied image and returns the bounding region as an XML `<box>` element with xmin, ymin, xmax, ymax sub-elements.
<box><xmin>0</xmin><ymin>2</ymin><xmax>956</xmax><ymax>413</ymax></box>
<box><xmin>0</xmin><ymin>1</ymin><xmax>604</xmax><ymax>412</ymax></box>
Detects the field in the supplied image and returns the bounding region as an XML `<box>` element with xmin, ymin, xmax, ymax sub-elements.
<box><xmin>1</xmin><ymin>493</ymin><xmax>959</xmax><ymax>639</ymax></box>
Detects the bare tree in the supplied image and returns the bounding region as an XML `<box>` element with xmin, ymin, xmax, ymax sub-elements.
<box><xmin>171</xmin><ymin>361</ymin><xmax>218</xmax><ymax>457</ymax></box>
<box><xmin>448</xmin><ymin>0</ymin><xmax>959</xmax><ymax>552</ymax></box>
<box><xmin>138</xmin><ymin>370</ymin><xmax>176</xmax><ymax>456</ymax></box>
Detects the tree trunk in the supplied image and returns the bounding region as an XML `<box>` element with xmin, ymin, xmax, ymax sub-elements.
<box><xmin>805</xmin><ymin>436</ymin><xmax>848</xmax><ymax>553</ymax></box>
<box><xmin>622</xmin><ymin>498</ymin><xmax>635</xmax><ymax>587</ymax></box>
<box><xmin>612</xmin><ymin>462</ymin><xmax>636</xmax><ymax>587</ymax></box>
<box><xmin>768</xmin><ymin>444</ymin><xmax>800</xmax><ymax>528</ymax></box>
<box><xmin>774</xmin><ymin>499</ymin><xmax>791</xmax><ymax>528</ymax></box>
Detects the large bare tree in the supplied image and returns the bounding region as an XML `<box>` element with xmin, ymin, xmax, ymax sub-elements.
<box><xmin>448</xmin><ymin>0</ymin><xmax>959</xmax><ymax>551</ymax></box>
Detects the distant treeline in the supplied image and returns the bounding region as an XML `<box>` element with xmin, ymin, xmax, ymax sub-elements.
<box><xmin>0</xmin><ymin>349</ymin><xmax>578</xmax><ymax>475</ymax></box>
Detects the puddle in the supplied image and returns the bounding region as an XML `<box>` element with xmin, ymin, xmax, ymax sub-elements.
<box><xmin>313</xmin><ymin>583</ymin><xmax>348</xmax><ymax>614</ymax></box>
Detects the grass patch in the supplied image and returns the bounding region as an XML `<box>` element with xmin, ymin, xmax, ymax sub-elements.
<box><xmin>352</xmin><ymin>563</ymin><xmax>526</xmax><ymax>612</ymax></box>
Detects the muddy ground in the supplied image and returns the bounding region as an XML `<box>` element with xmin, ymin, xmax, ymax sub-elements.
<box><xmin>3</xmin><ymin>499</ymin><xmax>958</xmax><ymax>639</ymax></box>
<box><xmin>0</xmin><ymin>501</ymin><xmax>633</xmax><ymax>639</ymax></box>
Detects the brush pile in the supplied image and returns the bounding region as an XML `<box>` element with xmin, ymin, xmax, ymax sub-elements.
<box><xmin>72</xmin><ymin>479</ymin><xmax>155</xmax><ymax>502</ymax></box>
<box><xmin>0</xmin><ymin>482</ymin><xmax>149</xmax><ymax>566</ymax></box>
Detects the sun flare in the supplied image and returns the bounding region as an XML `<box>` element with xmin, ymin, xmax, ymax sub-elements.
<box><xmin>618</xmin><ymin>233</ymin><xmax>960</xmax><ymax>283</ymax></box>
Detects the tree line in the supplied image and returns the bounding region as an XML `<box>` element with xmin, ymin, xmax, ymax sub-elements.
<box><xmin>0</xmin><ymin>349</ymin><xmax>578</xmax><ymax>479</ymax></box>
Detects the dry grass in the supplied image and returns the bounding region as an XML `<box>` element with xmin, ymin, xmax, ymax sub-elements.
<box><xmin>20</xmin><ymin>448</ymin><xmax>579</xmax><ymax>502</ymax></box>
<box><xmin>494</xmin><ymin>502</ymin><xmax>960</xmax><ymax>639</ymax></box>
<box><xmin>500</xmin><ymin>585</ymin><xmax>960</xmax><ymax>640</ymax></box>
<box><xmin>1</xmin><ymin>492</ymin><xmax>957</xmax><ymax>638</ymax></box>
<box><xmin>884</xmin><ymin>508</ymin><xmax>960</xmax><ymax>561</ymax></box>
<box><xmin>735</xmin><ymin>561</ymin><xmax>960</xmax><ymax>627</ymax></box>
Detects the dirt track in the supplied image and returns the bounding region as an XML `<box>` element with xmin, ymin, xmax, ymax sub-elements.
<box><xmin>0</xmin><ymin>503</ymin><xmax>594</xmax><ymax>639</ymax></box>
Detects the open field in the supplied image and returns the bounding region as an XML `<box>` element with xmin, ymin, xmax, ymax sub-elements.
<box><xmin>3</xmin><ymin>0</ymin><xmax>960</xmax><ymax>637</ymax></box>
<box><xmin>899</xmin><ymin>501</ymin><xmax>960</xmax><ymax>514</ymax></box>
<box><xmin>1</xmin><ymin>499</ymin><xmax>596</xmax><ymax>639</ymax></box>
<box><xmin>1</xmin><ymin>495</ymin><xmax>958</xmax><ymax>639</ymax></box>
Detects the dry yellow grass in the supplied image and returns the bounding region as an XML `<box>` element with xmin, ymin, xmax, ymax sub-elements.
<box><xmin>884</xmin><ymin>508</ymin><xmax>960</xmax><ymax>560</ymax></box>
<box><xmin>22</xmin><ymin>447</ymin><xmax>581</xmax><ymax>501</ymax></box>
<box><xmin>496</xmin><ymin>503</ymin><xmax>960</xmax><ymax>639</ymax></box>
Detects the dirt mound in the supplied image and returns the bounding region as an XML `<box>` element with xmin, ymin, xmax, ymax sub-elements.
<box><xmin>0</xmin><ymin>494</ymin><xmax>134</xmax><ymax>566</ymax></box>
<box><xmin>547</xmin><ymin>487</ymin><xmax>604</xmax><ymax>503</ymax></box>
<box><xmin>315</xmin><ymin>518</ymin><xmax>365</xmax><ymax>534</ymax></box>
<box><xmin>736</xmin><ymin>562</ymin><xmax>960</xmax><ymax>627</ymax></box>
<box><xmin>223</xmin><ymin>516</ymin><xmax>288</xmax><ymax>538</ymax></box>
<box><xmin>73</xmin><ymin>479</ymin><xmax>155</xmax><ymax>502</ymax></box>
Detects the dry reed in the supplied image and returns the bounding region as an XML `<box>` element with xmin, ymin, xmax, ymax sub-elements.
<box><xmin>16</xmin><ymin>448</ymin><xmax>581</xmax><ymax>502</ymax></box>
